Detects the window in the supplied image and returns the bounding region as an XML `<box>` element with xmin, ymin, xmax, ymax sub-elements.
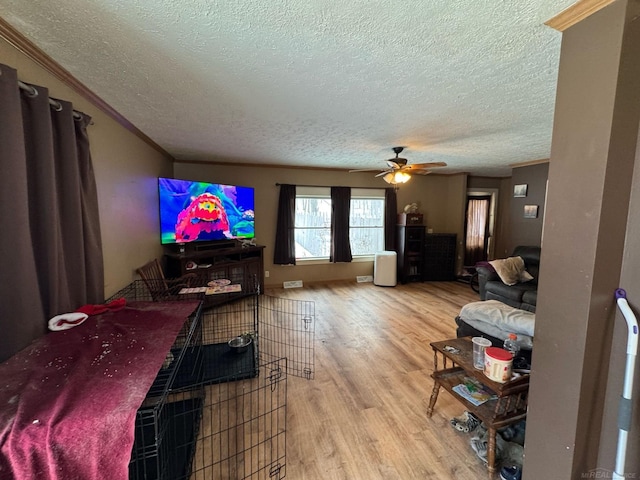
<box><xmin>294</xmin><ymin>187</ymin><xmax>385</xmax><ymax>260</ymax></box>
<box><xmin>349</xmin><ymin>193</ymin><xmax>385</xmax><ymax>256</ymax></box>
<box><xmin>295</xmin><ymin>192</ymin><xmax>331</xmax><ymax>259</ymax></box>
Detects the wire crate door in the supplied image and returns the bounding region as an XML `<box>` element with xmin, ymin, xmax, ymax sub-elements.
<box><xmin>189</xmin><ymin>358</ymin><xmax>288</xmax><ymax>480</ymax></box>
<box><xmin>258</xmin><ymin>295</ymin><xmax>315</xmax><ymax>380</ymax></box>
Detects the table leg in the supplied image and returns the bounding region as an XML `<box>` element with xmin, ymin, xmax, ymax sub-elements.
<box><xmin>426</xmin><ymin>381</ymin><xmax>441</xmax><ymax>417</ymax></box>
<box><xmin>487</xmin><ymin>427</ymin><xmax>497</xmax><ymax>474</ymax></box>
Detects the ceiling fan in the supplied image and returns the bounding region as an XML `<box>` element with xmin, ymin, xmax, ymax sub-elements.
<box><xmin>349</xmin><ymin>147</ymin><xmax>447</xmax><ymax>184</ymax></box>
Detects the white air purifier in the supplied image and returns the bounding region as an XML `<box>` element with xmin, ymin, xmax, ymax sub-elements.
<box><xmin>374</xmin><ymin>251</ymin><xmax>397</xmax><ymax>287</ymax></box>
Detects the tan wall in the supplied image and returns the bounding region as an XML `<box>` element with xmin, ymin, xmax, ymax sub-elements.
<box><xmin>0</xmin><ymin>38</ymin><xmax>175</xmax><ymax>297</ymax></box>
<box><xmin>445</xmin><ymin>174</ymin><xmax>467</xmax><ymax>274</ymax></box>
<box><xmin>174</xmin><ymin>162</ymin><xmax>467</xmax><ymax>286</ymax></box>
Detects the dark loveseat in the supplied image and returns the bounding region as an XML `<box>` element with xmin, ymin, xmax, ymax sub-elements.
<box><xmin>476</xmin><ymin>245</ymin><xmax>541</xmax><ymax>313</ymax></box>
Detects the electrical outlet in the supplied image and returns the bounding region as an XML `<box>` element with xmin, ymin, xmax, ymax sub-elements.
<box><xmin>283</xmin><ymin>280</ymin><xmax>303</xmax><ymax>289</ymax></box>
<box><xmin>265</xmin><ymin>271</ymin><xmax>270</xmax><ymax>278</ymax></box>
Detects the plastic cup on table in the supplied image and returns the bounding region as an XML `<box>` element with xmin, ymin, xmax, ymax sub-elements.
<box><xmin>472</xmin><ymin>337</ymin><xmax>492</xmax><ymax>370</ymax></box>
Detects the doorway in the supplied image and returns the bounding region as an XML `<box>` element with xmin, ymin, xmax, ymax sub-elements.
<box><xmin>464</xmin><ymin>189</ymin><xmax>498</xmax><ymax>267</ymax></box>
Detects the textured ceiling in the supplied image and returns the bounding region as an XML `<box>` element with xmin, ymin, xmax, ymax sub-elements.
<box><xmin>1</xmin><ymin>0</ymin><xmax>576</xmax><ymax>176</ymax></box>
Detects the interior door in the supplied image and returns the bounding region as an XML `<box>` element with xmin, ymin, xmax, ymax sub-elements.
<box><xmin>464</xmin><ymin>195</ymin><xmax>491</xmax><ymax>267</ymax></box>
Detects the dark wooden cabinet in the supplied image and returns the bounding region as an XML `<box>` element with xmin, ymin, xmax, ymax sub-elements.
<box><xmin>164</xmin><ymin>244</ymin><xmax>265</xmax><ymax>293</ymax></box>
<box><xmin>396</xmin><ymin>225</ymin><xmax>425</xmax><ymax>283</ymax></box>
<box><xmin>423</xmin><ymin>233</ymin><xmax>457</xmax><ymax>281</ymax></box>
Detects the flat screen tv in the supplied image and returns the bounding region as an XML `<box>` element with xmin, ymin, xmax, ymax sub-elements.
<box><xmin>158</xmin><ymin>177</ymin><xmax>255</xmax><ymax>245</ymax></box>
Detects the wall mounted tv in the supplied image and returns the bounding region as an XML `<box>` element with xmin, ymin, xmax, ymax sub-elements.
<box><xmin>158</xmin><ymin>177</ymin><xmax>255</xmax><ymax>245</ymax></box>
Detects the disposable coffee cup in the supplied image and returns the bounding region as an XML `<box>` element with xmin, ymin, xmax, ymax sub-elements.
<box><xmin>472</xmin><ymin>337</ymin><xmax>492</xmax><ymax>370</ymax></box>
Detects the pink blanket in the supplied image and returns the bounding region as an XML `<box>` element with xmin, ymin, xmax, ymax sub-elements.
<box><xmin>0</xmin><ymin>300</ymin><xmax>200</xmax><ymax>480</ymax></box>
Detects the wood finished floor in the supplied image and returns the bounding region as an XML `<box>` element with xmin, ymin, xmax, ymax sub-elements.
<box><xmin>263</xmin><ymin>280</ymin><xmax>487</xmax><ymax>480</ymax></box>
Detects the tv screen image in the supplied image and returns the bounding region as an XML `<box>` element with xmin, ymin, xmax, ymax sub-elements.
<box><xmin>158</xmin><ymin>177</ymin><xmax>255</xmax><ymax>244</ymax></box>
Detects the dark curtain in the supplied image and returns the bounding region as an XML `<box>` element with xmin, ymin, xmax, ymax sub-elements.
<box><xmin>384</xmin><ymin>187</ymin><xmax>397</xmax><ymax>251</ymax></box>
<box><xmin>464</xmin><ymin>195</ymin><xmax>491</xmax><ymax>266</ymax></box>
<box><xmin>330</xmin><ymin>187</ymin><xmax>352</xmax><ymax>263</ymax></box>
<box><xmin>0</xmin><ymin>63</ymin><xmax>104</xmax><ymax>362</ymax></box>
<box><xmin>273</xmin><ymin>184</ymin><xmax>296</xmax><ymax>265</ymax></box>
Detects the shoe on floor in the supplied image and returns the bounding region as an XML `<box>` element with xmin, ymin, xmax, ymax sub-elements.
<box><xmin>470</xmin><ymin>430</ymin><xmax>517</xmax><ymax>466</ymax></box>
<box><xmin>469</xmin><ymin>436</ymin><xmax>488</xmax><ymax>463</ymax></box>
<box><xmin>450</xmin><ymin>411</ymin><xmax>481</xmax><ymax>433</ymax></box>
<box><xmin>500</xmin><ymin>465</ymin><xmax>522</xmax><ymax>480</ymax></box>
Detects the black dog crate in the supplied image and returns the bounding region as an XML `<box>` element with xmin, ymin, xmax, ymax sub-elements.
<box><xmin>108</xmin><ymin>278</ymin><xmax>315</xmax><ymax>480</ymax></box>
<box><xmin>107</xmin><ymin>280</ymin><xmax>205</xmax><ymax>480</ymax></box>
<box><xmin>130</xmin><ymin>389</ymin><xmax>205</xmax><ymax>480</ymax></box>
<box><xmin>132</xmin><ymin>357</ymin><xmax>288</xmax><ymax>480</ymax></box>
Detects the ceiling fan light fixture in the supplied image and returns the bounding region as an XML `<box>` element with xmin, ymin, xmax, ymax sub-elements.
<box><xmin>383</xmin><ymin>172</ymin><xmax>395</xmax><ymax>184</ymax></box>
<box><xmin>395</xmin><ymin>171</ymin><xmax>412</xmax><ymax>184</ymax></box>
<box><xmin>355</xmin><ymin>147</ymin><xmax>444</xmax><ymax>184</ymax></box>
<box><xmin>398</xmin><ymin>172</ymin><xmax>412</xmax><ymax>183</ymax></box>
<box><xmin>383</xmin><ymin>171</ymin><xmax>412</xmax><ymax>185</ymax></box>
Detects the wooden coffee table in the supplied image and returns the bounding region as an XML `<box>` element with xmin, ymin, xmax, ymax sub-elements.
<box><xmin>426</xmin><ymin>337</ymin><xmax>529</xmax><ymax>475</ymax></box>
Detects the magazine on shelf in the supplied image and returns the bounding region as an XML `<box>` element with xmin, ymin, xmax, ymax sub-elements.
<box><xmin>452</xmin><ymin>377</ymin><xmax>497</xmax><ymax>406</ymax></box>
<box><xmin>205</xmin><ymin>284</ymin><xmax>242</xmax><ymax>295</ymax></box>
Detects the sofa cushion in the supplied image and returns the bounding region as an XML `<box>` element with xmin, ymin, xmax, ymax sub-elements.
<box><xmin>484</xmin><ymin>280</ymin><xmax>535</xmax><ymax>302</ymax></box>
<box><xmin>489</xmin><ymin>256</ymin><xmax>533</xmax><ymax>286</ymax></box>
<box><xmin>522</xmin><ymin>290</ymin><xmax>537</xmax><ymax>306</ymax></box>
<box><xmin>512</xmin><ymin>246</ymin><xmax>541</xmax><ymax>266</ymax></box>
<box><xmin>513</xmin><ymin>246</ymin><xmax>541</xmax><ymax>285</ymax></box>
<box><xmin>486</xmin><ymin>291</ymin><xmax>520</xmax><ymax>310</ymax></box>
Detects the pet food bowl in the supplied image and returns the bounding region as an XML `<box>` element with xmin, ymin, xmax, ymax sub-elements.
<box><xmin>228</xmin><ymin>336</ymin><xmax>252</xmax><ymax>354</ymax></box>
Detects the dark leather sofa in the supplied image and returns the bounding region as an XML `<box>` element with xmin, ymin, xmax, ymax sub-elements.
<box><xmin>476</xmin><ymin>245</ymin><xmax>541</xmax><ymax>313</ymax></box>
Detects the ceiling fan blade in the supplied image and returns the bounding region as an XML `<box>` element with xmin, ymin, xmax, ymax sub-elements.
<box><xmin>375</xmin><ymin>169</ymin><xmax>393</xmax><ymax>177</ymax></box>
<box><xmin>349</xmin><ymin>168</ymin><xmax>385</xmax><ymax>173</ymax></box>
<box><xmin>386</xmin><ymin>160</ymin><xmax>401</xmax><ymax>169</ymax></box>
<box><xmin>406</xmin><ymin>162</ymin><xmax>447</xmax><ymax>169</ymax></box>
<box><xmin>407</xmin><ymin>161</ymin><xmax>448</xmax><ymax>175</ymax></box>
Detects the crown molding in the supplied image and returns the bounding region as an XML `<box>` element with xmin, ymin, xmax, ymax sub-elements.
<box><xmin>175</xmin><ymin>158</ymin><xmax>461</xmax><ymax>176</ymax></box>
<box><xmin>545</xmin><ymin>0</ymin><xmax>616</xmax><ymax>31</ymax></box>
<box><xmin>0</xmin><ymin>17</ymin><xmax>171</xmax><ymax>157</ymax></box>
<box><xmin>509</xmin><ymin>158</ymin><xmax>550</xmax><ymax>169</ymax></box>
<box><xmin>174</xmin><ymin>158</ymin><xmax>347</xmax><ymax>171</ymax></box>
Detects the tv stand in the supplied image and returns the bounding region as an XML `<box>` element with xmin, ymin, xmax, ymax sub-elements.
<box><xmin>164</xmin><ymin>244</ymin><xmax>265</xmax><ymax>294</ymax></box>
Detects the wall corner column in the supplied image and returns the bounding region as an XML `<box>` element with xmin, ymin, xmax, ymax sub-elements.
<box><xmin>524</xmin><ymin>1</ymin><xmax>640</xmax><ymax>478</ymax></box>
